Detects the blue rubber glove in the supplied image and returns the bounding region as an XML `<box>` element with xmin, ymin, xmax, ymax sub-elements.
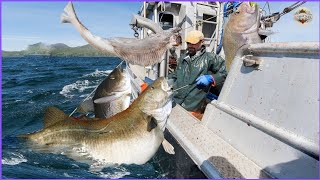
<box><xmin>206</xmin><ymin>92</ymin><xmax>218</xmax><ymax>100</ymax></box>
<box><xmin>196</xmin><ymin>75</ymin><xmax>214</xmax><ymax>87</ymax></box>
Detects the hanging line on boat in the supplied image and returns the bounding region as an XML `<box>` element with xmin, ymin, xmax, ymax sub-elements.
<box><xmin>69</xmin><ymin>60</ymin><xmax>125</xmax><ymax>117</ymax></box>
<box><xmin>280</xmin><ymin>1</ymin><xmax>306</xmax><ymax>17</ymax></box>
<box><xmin>261</xmin><ymin>1</ymin><xmax>306</xmax><ymax>28</ymax></box>
<box><xmin>216</xmin><ymin>2</ymin><xmax>242</xmax><ymax>54</ymax></box>
<box><xmin>182</xmin><ymin>1</ymin><xmax>305</xmax><ymax>31</ymax></box>
<box><xmin>261</xmin><ymin>2</ymin><xmax>272</xmax><ymax>16</ymax></box>
<box><xmin>125</xmin><ymin>62</ymin><xmax>154</xmax><ymax>100</ymax></box>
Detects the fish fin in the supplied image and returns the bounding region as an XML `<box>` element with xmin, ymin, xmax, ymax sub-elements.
<box><xmin>77</xmin><ymin>99</ymin><xmax>94</xmax><ymax>113</ymax></box>
<box><xmin>258</xmin><ymin>29</ymin><xmax>275</xmax><ymax>36</ymax></box>
<box><xmin>109</xmin><ymin>35</ymin><xmax>169</xmax><ymax>66</ymax></box>
<box><xmin>44</xmin><ymin>106</ymin><xmax>68</xmax><ymax>128</ymax></box>
<box><xmin>93</xmin><ymin>93</ymin><xmax>122</xmax><ymax>104</ymax></box>
<box><xmin>17</xmin><ymin>134</ymin><xmax>29</xmax><ymax>139</ymax></box>
<box><xmin>162</xmin><ymin>138</ymin><xmax>175</xmax><ymax>155</ymax></box>
<box><xmin>147</xmin><ymin>117</ymin><xmax>158</xmax><ymax>132</ymax></box>
<box><xmin>176</xmin><ymin>15</ymin><xmax>187</xmax><ymax>28</ymax></box>
<box><xmin>61</xmin><ymin>2</ymin><xmax>76</xmax><ymax>24</ymax></box>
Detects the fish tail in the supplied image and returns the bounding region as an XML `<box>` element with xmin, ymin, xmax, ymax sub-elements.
<box><xmin>17</xmin><ymin>134</ymin><xmax>29</xmax><ymax>139</ymax></box>
<box><xmin>61</xmin><ymin>2</ymin><xmax>77</xmax><ymax>24</ymax></box>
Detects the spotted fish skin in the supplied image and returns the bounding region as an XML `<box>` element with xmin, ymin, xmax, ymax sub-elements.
<box><xmin>223</xmin><ymin>2</ymin><xmax>262</xmax><ymax>71</ymax></box>
<box><xmin>22</xmin><ymin>77</ymin><xmax>173</xmax><ymax>165</ymax></box>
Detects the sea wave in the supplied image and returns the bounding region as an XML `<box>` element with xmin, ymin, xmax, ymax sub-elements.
<box><xmin>60</xmin><ymin>80</ymin><xmax>96</xmax><ymax>98</ymax></box>
<box><xmin>83</xmin><ymin>69</ymin><xmax>111</xmax><ymax>78</ymax></box>
<box><xmin>91</xmin><ymin>166</ymin><xmax>131</xmax><ymax>179</ymax></box>
<box><xmin>2</xmin><ymin>153</ymin><xmax>27</xmax><ymax>166</ymax></box>
<box><xmin>98</xmin><ymin>170</ymin><xmax>131</xmax><ymax>179</ymax></box>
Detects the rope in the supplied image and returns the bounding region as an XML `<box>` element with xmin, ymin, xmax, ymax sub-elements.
<box><xmin>280</xmin><ymin>1</ymin><xmax>306</xmax><ymax>17</ymax></box>
<box><xmin>261</xmin><ymin>1</ymin><xmax>306</xmax><ymax>21</ymax></box>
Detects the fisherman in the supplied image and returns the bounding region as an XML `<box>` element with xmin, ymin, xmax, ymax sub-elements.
<box><xmin>169</xmin><ymin>30</ymin><xmax>227</xmax><ymax>118</ymax></box>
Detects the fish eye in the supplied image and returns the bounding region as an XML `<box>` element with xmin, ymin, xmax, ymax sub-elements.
<box><xmin>235</xmin><ymin>11</ymin><xmax>240</xmax><ymax>14</ymax></box>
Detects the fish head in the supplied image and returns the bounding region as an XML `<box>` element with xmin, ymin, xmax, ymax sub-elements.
<box><xmin>167</xmin><ymin>27</ymin><xmax>182</xmax><ymax>47</ymax></box>
<box><xmin>108</xmin><ymin>67</ymin><xmax>129</xmax><ymax>92</ymax></box>
<box><xmin>138</xmin><ymin>77</ymin><xmax>173</xmax><ymax>115</ymax></box>
<box><xmin>93</xmin><ymin>66</ymin><xmax>131</xmax><ymax>100</ymax></box>
<box><xmin>227</xmin><ymin>2</ymin><xmax>260</xmax><ymax>33</ymax></box>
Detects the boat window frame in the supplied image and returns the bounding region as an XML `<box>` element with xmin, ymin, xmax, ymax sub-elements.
<box><xmin>158</xmin><ymin>11</ymin><xmax>175</xmax><ymax>30</ymax></box>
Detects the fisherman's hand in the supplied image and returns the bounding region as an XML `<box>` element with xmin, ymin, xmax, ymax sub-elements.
<box><xmin>196</xmin><ymin>75</ymin><xmax>214</xmax><ymax>88</ymax></box>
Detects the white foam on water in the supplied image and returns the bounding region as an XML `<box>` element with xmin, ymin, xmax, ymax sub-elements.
<box><xmin>98</xmin><ymin>171</ymin><xmax>131</xmax><ymax>179</ymax></box>
<box><xmin>73</xmin><ymin>146</ymin><xmax>91</xmax><ymax>156</ymax></box>
<box><xmin>26</xmin><ymin>90</ymin><xmax>33</xmax><ymax>94</ymax></box>
<box><xmin>83</xmin><ymin>69</ymin><xmax>111</xmax><ymax>78</ymax></box>
<box><xmin>60</xmin><ymin>80</ymin><xmax>95</xmax><ymax>98</ymax></box>
<box><xmin>63</xmin><ymin>173</ymin><xmax>72</xmax><ymax>178</ymax></box>
<box><xmin>2</xmin><ymin>153</ymin><xmax>27</xmax><ymax>165</ymax></box>
<box><xmin>90</xmin><ymin>166</ymin><xmax>131</xmax><ymax>179</ymax></box>
<box><xmin>71</xmin><ymin>163</ymin><xmax>80</xmax><ymax>168</ymax></box>
<box><xmin>79</xmin><ymin>94</ymin><xmax>90</xmax><ymax>98</ymax></box>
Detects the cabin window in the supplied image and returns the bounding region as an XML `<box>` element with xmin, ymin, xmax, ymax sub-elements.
<box><xmin>202</xmin><ymin>14</ymin><xmax>216</xmax><ymax>38</ymax></box>
<box><xmin>159</xmin><ymin>13</ymin><xmax>174</xmax><ymax>30</ymax></box>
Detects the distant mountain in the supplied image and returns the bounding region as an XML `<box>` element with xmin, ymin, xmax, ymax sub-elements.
<box><xmin>2</xmin><ymin>42</ymin><xmax>112</xmax><ymax>57</ymax></box>
<box><xmin>50</xmin><ymin>43</ymin><xmax>70</xmax><ymax>49</ymax></box>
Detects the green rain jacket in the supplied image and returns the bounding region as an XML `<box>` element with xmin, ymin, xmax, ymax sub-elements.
<box><xmin>169</xmin><ymin>46</ymin><xmax>227</xmax><ymax>112</ymax></box>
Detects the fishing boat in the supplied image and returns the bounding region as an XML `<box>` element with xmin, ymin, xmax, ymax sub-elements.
<box><xmin>123</xmin><ymin>1</ymin><xmax>319</xmax><ymax>178</ymax></box>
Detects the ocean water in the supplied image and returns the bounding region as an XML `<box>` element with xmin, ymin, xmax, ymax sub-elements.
<box><xmin>2</xmin><ymin>56</ymin><xmax>206</xmax><ymax>178</ymax></box>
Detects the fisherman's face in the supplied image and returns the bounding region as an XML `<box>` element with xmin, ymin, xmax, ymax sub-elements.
<box><xmin>187</xmin><ymin>40</ymin><xmax>203</xmax><ymax>56</ymax></box>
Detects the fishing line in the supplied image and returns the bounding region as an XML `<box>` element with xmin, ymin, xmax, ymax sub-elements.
<box><xmin>69</xmin><ymin>61</ymin><xmax>125</xmax><ymax>117</ymax></box>
<box><xmin>172</xmin><ymin>84</ymin><xmax>191</xmax><ymax>91</ymax></box>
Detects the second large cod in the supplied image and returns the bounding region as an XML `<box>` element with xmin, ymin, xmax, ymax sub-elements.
<box><xmin>22</xmin><ymin>77</ymin><xmax>173</xmax><ymax>165</ymax></box>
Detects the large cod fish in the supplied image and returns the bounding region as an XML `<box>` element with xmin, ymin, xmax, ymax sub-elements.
<box><xmin>223</xmin><ymin>2</ymin><xmax>270</xmax><ymax>71</ymax></box>
<box><xmin>22</xmin><ymin>77</ymin><xmax>173</xmax><ymax>165</ymax></box>
<box><xmin>77</xmin><ymin>66</ymin><xmax>174</xmax><ymax>155</ymax></box>
<box><xmin>77</xmin><ymin>65</ymin><xmax>131</xmax><ymax>119</ymax></box>
<box><xmin>61</xmin><ymin>2</ymin><xmax>181</xmax><ymax>66</ymax></box>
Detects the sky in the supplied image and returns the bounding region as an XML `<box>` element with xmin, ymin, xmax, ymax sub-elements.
<box><xmin>1</xmin><ymin>1</ymin><xmax>319</xmax><ymax>51</ymax></box>
<box><xmin>2</xmin><ymin>1</ymin><xmax>142</xmax><ymax>51</ymax></box>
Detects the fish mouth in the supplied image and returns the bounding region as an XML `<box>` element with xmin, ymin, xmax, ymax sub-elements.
<box><xmin>249</xmin><ymin>2</ymin><xmax>257</xmax><ymax>7</ymax></box>
<box><xmin>163</xmin><ymin>78</ymin><xmax>174</xmax><ymax>98</ymax></box>
<box><xmin>170</xmin><ymin>34</ymin><xmax>182</xmax><ymax>47</ymax></box>
<box><xmin>167</xmin><ymin>79</ymin><xmax>174</xmax><ymax>88</ymax></box>
<box><xmin>243</xmin><ymin>2</ymin><xmax>257</xmax><ymax>14</ymax></box>
<box><xmin>166</xmin><ymin>79</ymin><xmax>174</xmax><ymax>93</ymax></box>
<box><xmin>170</xmin><ymin>27</ymin><xmax>182</xmax><ymax>34</ymax></box>
<box><xmin>174</xmin><ymin>34</ymin><xmax>182</xmax><ymax>46</ymax></box>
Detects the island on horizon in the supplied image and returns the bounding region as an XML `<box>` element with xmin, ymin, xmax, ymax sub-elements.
<box><xmin>2</xmin><ymin>42</ymin><xmax>113</xmax><ymax>57</ymax></box>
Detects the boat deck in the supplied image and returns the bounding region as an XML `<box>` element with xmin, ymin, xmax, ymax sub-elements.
<box><xmin>167</xmin><ymin>105</ymin><xmax>272</xmax><ymax>178</ymax></box>
<box><xmin>167</xmin><ymin>42</ymin><xmax>319</xmax><ymax>178</ymax></box>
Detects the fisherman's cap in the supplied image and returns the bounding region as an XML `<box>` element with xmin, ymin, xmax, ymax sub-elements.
<box><xmin>186</xmin><ymin>30</ymin><xmax>204</xmax><ymax>44</ymax></box>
